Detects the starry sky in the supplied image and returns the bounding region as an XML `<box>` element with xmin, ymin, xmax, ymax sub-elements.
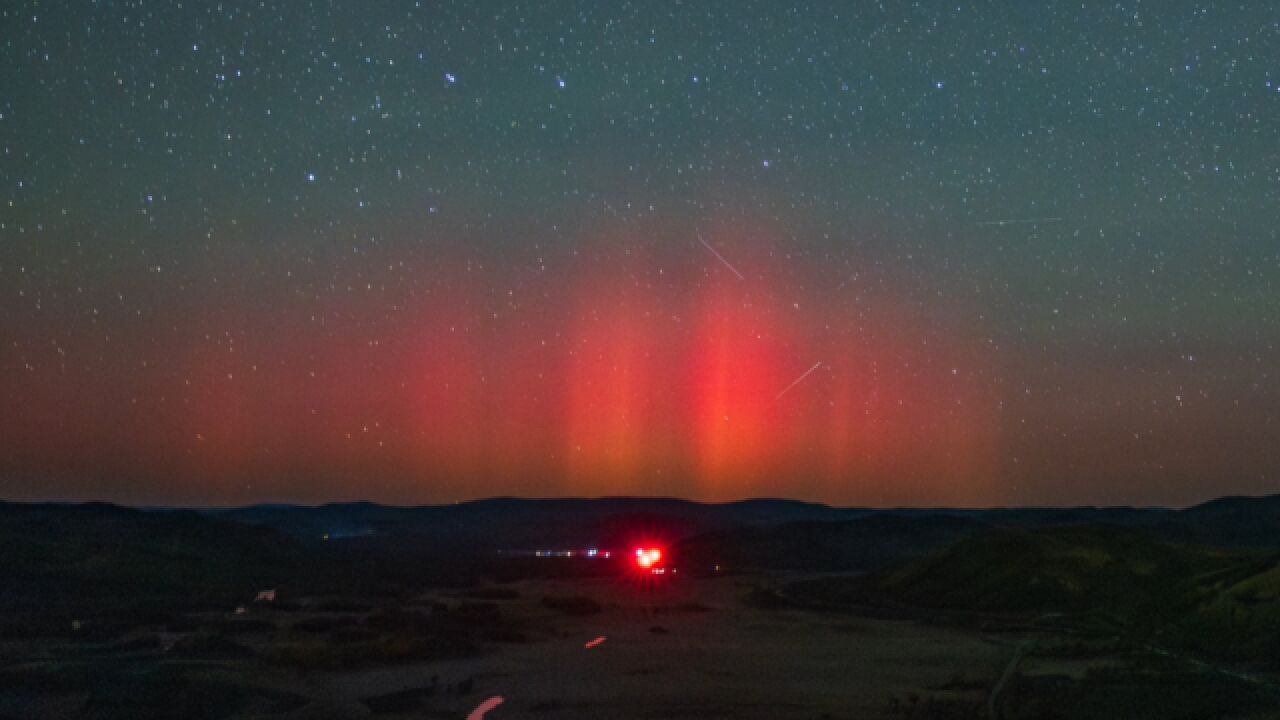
<box><xmin>2</xmin><ymin>1</ymin><xmax>1278</xmax><ymax>507</ymax></box>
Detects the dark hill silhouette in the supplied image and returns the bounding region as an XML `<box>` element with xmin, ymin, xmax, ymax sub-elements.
<box><xmin>1164</xmin><ymin>494</ymin><xmax>1280</xmax><ymax>547</ymax></box>
<box><xmin>0</xmin><ymin>501</ymin><xmax>304</xmax><ymax>640</ymax></box>
<box><xmin>201</xmin><ymin>494</ymin><xmax>1280</xmax><ymax>552</ymax></box>
<box><xmin>204</xmin><ymin>496</ymin><xmax>865</xmax><ymax>548</ymax></box>
<box><xmin>673</xmin><ymin>514</ymin><xmax>987</xmax><ymax>573</ymax></box>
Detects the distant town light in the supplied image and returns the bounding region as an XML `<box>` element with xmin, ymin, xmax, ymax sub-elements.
<box><xmin>634</xmin><ymin>547</ymin><xmax>662</xmax><ymax>569</ymax></box>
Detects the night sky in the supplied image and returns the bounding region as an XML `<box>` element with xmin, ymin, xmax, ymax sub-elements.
<box><xmin>2</xmin><ymin>2</ymin><xmax>1278</xmax><ymax>507</ymax></box>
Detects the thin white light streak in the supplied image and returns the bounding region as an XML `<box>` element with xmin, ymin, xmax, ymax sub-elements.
<box><xmin>696</xmin><ymin>234</ymin><xmax>745</xmax><ymax>280</ymax></box>
<box><xmin>775</xmin><ymin>361</ymin><xmax>823</xmax><ymax>401</ymax></box>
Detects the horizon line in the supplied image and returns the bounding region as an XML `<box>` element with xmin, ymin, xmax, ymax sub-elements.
<box><xmin>4</xmin><ymin>492</ymin><xmax>1272</xmax><ymax>513</ymax></box>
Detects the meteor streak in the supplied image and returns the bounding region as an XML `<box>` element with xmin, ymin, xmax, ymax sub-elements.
<box><xmin>696</xmin><ymin>234</ymin><xmax>745</xmax><ymax>280</ymax></box>
<box><xmin>775</xmin><ymin>361</ymin><xmax>823</xmax><ymax>401</ymax></box>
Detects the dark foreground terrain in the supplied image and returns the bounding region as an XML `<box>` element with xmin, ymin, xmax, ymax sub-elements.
<box><xmin>2</xmin><ymin>497</ymin><xmax>1279</xmax><ymax>719</ymax></box>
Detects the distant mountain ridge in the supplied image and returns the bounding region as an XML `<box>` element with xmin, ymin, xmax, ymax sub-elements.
<box><xmin>193</xmin><ymin>493</ymin><xmax>1278</xmax><ymax>555</ymax></box>
<box><xmin>199</xmin><ymin>496</ymin><xmax>866</xmax><ymax>548</ymax></box>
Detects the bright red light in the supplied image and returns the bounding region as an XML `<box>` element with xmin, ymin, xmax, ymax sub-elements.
<box><xmin>634</xmin><ymin>547</ymin><xmax>662</xmax><ymax>569</ymax></box>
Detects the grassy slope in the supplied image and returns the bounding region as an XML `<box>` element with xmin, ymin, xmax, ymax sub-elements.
<box><xmin>787</xmin><ymin>524</ymin><xmax>1280</xmax><ymax>664</ymax></box>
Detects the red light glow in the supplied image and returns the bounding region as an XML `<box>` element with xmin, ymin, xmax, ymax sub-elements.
<box><xmin>634</xmin><ymin>547</ymin><xmax>663</xmax><ymax>569</ymax></box>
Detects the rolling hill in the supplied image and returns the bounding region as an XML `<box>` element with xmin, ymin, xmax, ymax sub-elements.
<box><xmin>784</xmin><ymin>523</ymin><xmax>1280</xmax><ymax>664</ymax></box>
